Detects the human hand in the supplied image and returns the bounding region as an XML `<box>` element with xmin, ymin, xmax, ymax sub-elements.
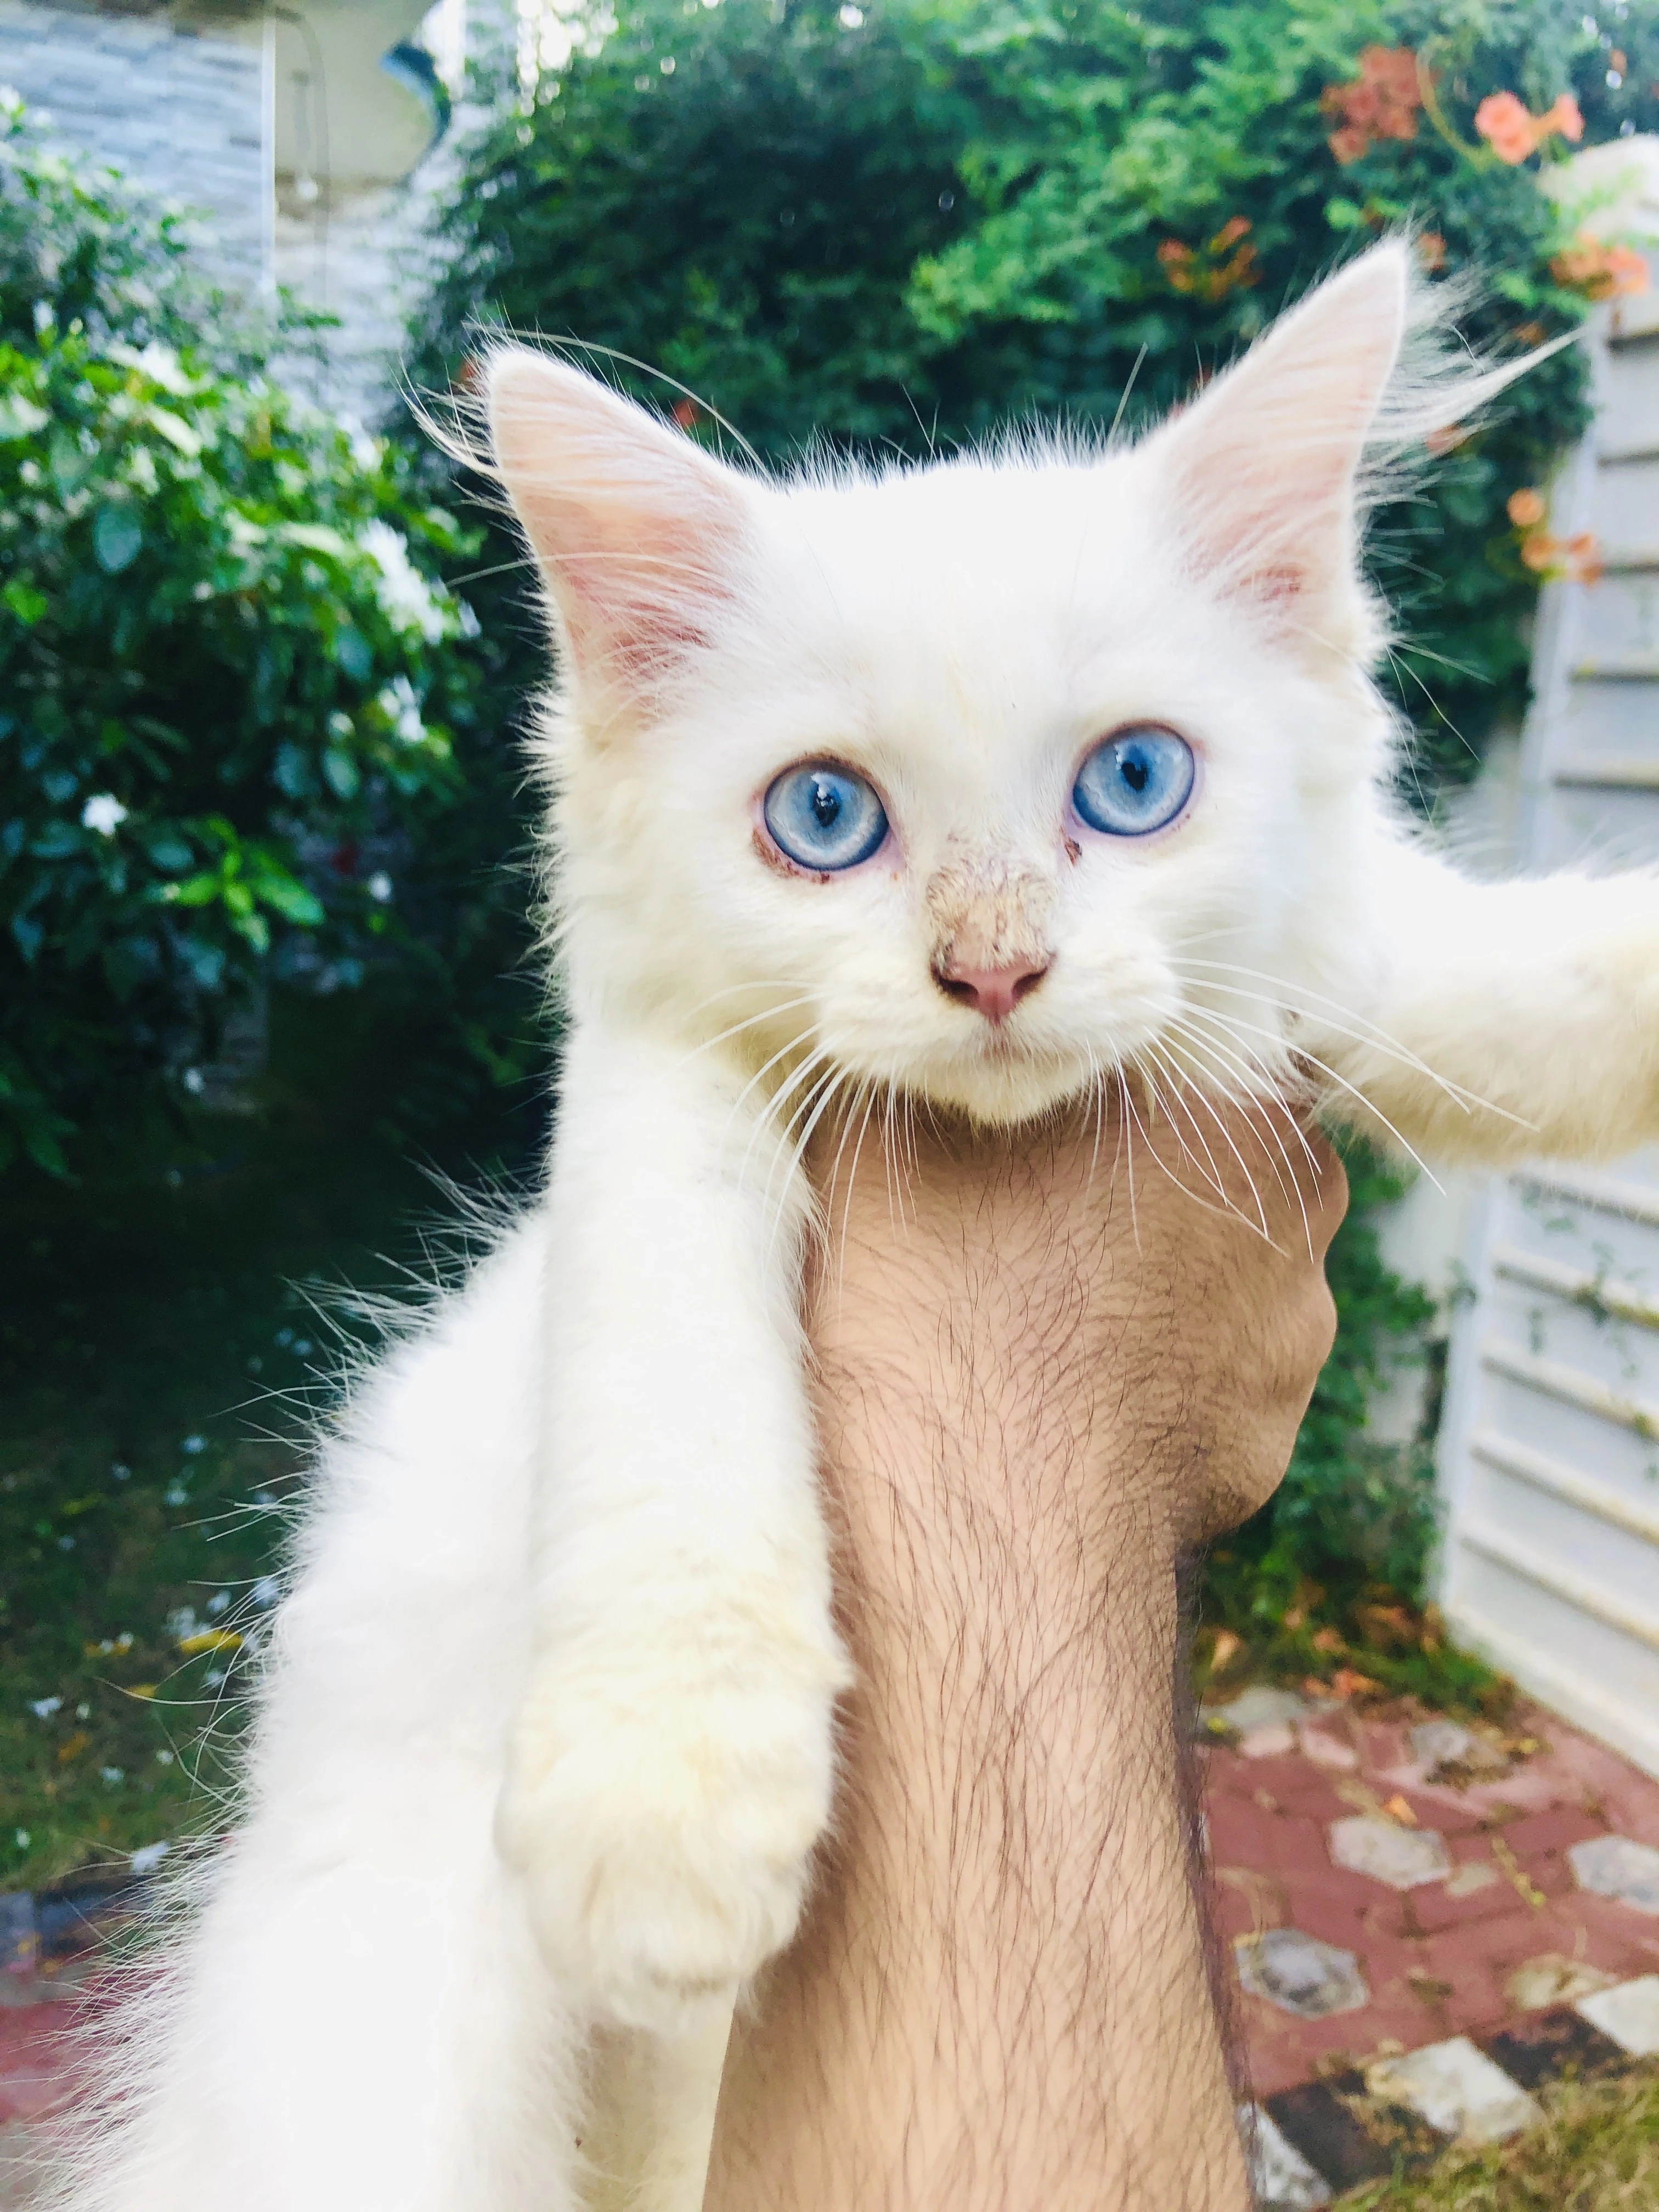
<box><xmin>704</xmin><ymin>1093</ymin><xmax>1346</xmax><ymax>2212</ymax></box>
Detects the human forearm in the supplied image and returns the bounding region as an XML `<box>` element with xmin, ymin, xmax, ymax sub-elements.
<box><xmin>707</xmin><ymin>1113</ymin><xmax>1339</xmax><ymax>2209</ymax></box>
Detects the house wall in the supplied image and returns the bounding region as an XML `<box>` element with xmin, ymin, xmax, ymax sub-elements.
<box><xmin>1430</xmin><ymin>142</ymin><xmax>1659</xmax><ymax>1778</ymax></box>
<box><xmin>0</xmin><ymin>0</ymin><xmax>469</xmax><ymax>420</ymax></box>
<box><xmin>0</xmin><ymin>0</ymin><xmax>266</xmax><ymax>294</ymax></box>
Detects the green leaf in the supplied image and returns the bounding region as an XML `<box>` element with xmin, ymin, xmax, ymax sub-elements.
<box><xmin>141</xmin><ymin>831</ymin><xmax>194</xmax><ymax>872</ymax></box>
<box><xmin>0</xmin><ymin>393</ymin><xmax>48</xmax><ymax>439</ymax></box>
<box><xmin>320</xmin><ymin>747</ymin><xmax>362</xmax><ymax>799</ymax></box>
<box><xmin>331</xmin><ymin>628</ymin><xmax>374</xmax><ymax>682</ymax></box>
<box><xmin>92</xmin><ymin>504</ymin><xmax>143</xmax><ymax>575</ymax></box>
<box><xmin>278</xmin><ymin>522</ymin><xmax>353</xmax><ymax>560</ymax></box>
<box><xmin>159</xmin><ymin>872</ymin><xmax>223</xmax><ymax>907</ymax></box>
<box><xmin>253</xmin><ymin>873</ymin><xmax>326</xmax><ymax>926</ymax></box>
<box><xmin>144</xmin><ymin>405</ymin><xmax>202</xmax><ymax>457</ymax></box>
<box><xmin>3</xmin><ymin>579</ymin><xmax>47</xmax><ymax>625</ymax></box>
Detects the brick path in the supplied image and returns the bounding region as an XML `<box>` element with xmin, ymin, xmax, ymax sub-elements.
<box><xmin>1201</xmin><ymin>1685</ymin><xmax>1659</xmax><ymax>2101</ymax></box>
<box><xmin>2</xmin><ymin>1691</ymin><xmax>1657</xmax><ymax>2204</ymax></box>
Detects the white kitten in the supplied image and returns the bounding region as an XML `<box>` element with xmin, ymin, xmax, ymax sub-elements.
<box><xmin>49</xmin><ymin>241</ymin><xmax>1659</xmax><ymax>2211</ymax></box>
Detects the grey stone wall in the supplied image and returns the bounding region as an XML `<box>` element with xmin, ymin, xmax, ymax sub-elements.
<box><xmin>0</xmin><ymin>0</ymin><xmax>267</xmax><ymax>294</ymax></box>
<box><xmin>0</xmin><ymin>0</ymin><xmax>472</xmax><ymax>421</ymax></box>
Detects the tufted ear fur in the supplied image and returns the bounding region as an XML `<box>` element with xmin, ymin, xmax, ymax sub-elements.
<box><xmin>1148</xmin><ymin>242</ymin><xmax>1409</xmax><ymax>651</ymax></box>
<box><xmin>485</xmin><ymin>349</ymin><xmax>758</xmax><ymax>718</ymax></box>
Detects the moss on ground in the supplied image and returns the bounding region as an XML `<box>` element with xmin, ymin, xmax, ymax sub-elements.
<box><xmin>1337</xmin><ymin>2064</ymin><xmax>1659</xmax><ymax>2210</ymax></box>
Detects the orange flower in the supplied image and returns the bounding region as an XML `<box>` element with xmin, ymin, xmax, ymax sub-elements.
<box><xmin>1477</xmin><ymin>88</ymin><xmax>1585</xmax><ymax>163</ymax></box>
<box><xmin>1506</xmin><ymin>487</ymin><xmax>1547</xmax><ymax>527</ymax></box>
<box><xmin>1414</xmin><ymin>230</ymin><xmax>1447</xmax><ymax>272</ymax></box>
<box><xmin>1475</xmin><ymin>91</ymin><xmax>1537</xmax><ymax>162</ymax></box>
<box><xmin>1156</xmin><ymin>221</ymin><xmax>1259</xmax><ymax>302</ymax></box>
<box><xmin>1321</xmin><ymin>46</ymin><xmax>1422</xmax><ymax>165</ymax></box>
<box><xmin>1550</xmin><ymin>233</ymin><xmax>1651</xmax><ymax>302</ymax></box>
<box><xmin>670</xmin><ymin>396</ymin><xmax>702</xmax><ymax>430</ymax></box>
<box><xmin>1564</xmin><ymin>531</ymin><xmax>1605</xmax><ymax>585</ymax></box>
<box><xmin>1515</xmin><ymin>515</ymin><xmax>1605</xmax><ymax>586</ymax></box>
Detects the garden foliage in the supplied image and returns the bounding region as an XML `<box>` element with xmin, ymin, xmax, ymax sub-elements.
<box><xmin>0</xmin><ymin>100</ymin><xmax>494</xmax><ymax>1176</ymax></box>
<box><xmin>413</xmin><ymin>0</ymin><xmax>1657</xmax><ymax>788</ymax></box>
<box><xmin>408</xmin><ymin>0</ymin><xmax>1658</xmax><ymax>1650</ymax></box>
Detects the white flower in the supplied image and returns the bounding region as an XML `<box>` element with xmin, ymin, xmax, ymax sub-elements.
<box><xmin>81</xmin><ymin>792</ymin><xmax>127</xmax><ymax>836</ymax></box>
<box><xmin>30</xmin><ymin>1697</ymin><xmax>61</xmax><ymax>1719</ymax></box>
<box><xmin>377</xmin><ymin>674</ymin><xmax>427</xmax><ymax>746</ymax></box>
<box><xmin>367</xmin><ymin>871</ymin><xmax>393</xmax><ymax>904</ymax></box>
<box><xmin>131</xmin><ymin>1841</ymin><xmax>170</xmax><ymax>1874</ymax></box>
<box><xmin>360</xmin><ymin>520</ymin><xmax>449</xmax><ymax>644</ymax></box>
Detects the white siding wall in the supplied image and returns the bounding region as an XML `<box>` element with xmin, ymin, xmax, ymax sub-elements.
<box><xmin>1436</xmin><ymin>215</ymin><xmax>1659</xmax><ymax>1779</ymax></box>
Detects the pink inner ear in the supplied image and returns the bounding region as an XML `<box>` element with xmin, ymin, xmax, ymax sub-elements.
<box><xmin>486</xmin><ymin>349</ymin><xmax>755</xmax><ymax>699</ymax></box>
<box><xmin>1152</xmin><ymin>244</ymin><xmax>1408</xmax><ymax>622</ymax></box>
<box><xmin>553</xmin><ymin>510</ymin><xmax>742</xmax><ymax>688</ymax></box>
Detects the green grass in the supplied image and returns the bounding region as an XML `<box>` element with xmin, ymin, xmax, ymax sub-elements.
<box><xmin>0</xmin><ymin>991</ymin><xmax>540</xmax><ymax>1891</ymax></box>
<box><xmin>1337</xmin><ymin>2064</ymin><xmax>1659</xmax><ymax>2210</ymax></box>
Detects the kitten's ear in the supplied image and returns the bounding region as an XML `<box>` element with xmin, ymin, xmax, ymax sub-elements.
<box><xmin>1149</xmin><ymin>242</ymin><xmax>1409</xmax><ymax>644</ymax></box>
<box><xmin>484</xmin><ymin>348</ymin><xmax>756</xmax><ymax>708</ymax></box>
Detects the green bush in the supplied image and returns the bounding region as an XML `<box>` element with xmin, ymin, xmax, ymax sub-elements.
<box><xmin>0</xmin><ymin>99</ymin><xmax>509</xmax><ymax>1176</ymax></box>
<box><xmin>411</xmin><ymin>0</ymin><xmax>1656</xmax><ymax>787</ymax></box>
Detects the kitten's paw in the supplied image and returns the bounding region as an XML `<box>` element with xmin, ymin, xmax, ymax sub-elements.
<box><xmin>497</xmin><ymin>1640</ymin><xmax>847</xmax><ymax>2034</ymax></box>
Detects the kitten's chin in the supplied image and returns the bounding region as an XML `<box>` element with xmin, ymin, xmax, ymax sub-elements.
<box><xmin>903</xmin><ymin>1048</ymin><xmax>1094</xmax><ymax>1128</ymax></box>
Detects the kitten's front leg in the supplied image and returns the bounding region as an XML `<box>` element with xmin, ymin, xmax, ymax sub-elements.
<box><xmin>1315</xmin><ymin>842</ymin><xmax>1659</xmax><ymax>1166</ymax></box>
<box><xmin>499</xmin><ymin>1017</ymin><xmax>849</xmax><ymax>2036</ymax></box>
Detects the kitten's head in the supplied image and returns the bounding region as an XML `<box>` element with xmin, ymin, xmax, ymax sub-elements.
<box><xmin>484</xmin><ymin>244</ymin><xmax>1474</xmax><ymax>1124</ymax></box>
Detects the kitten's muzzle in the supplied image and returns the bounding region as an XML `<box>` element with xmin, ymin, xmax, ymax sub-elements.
<box><xmin>932</xmin><ymin>954</ymin><xmax>1052</xmax><ymax>1025</ymax></box>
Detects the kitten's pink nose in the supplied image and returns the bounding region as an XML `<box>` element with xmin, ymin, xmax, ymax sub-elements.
<box><xmin>934</xmin><ymin>957</ymin><xmax>1051</xmax><ymax>1024</ymax></box>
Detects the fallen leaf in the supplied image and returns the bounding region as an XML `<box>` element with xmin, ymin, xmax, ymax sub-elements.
<box><xmin>1492</xmin><ymin>1835</ymin><xmax>1547</xmax><ymax>1909</ymax></box>
<box><xmin>1383</xmin><ymin>1793</ymin><xmax>1418</xmax><ymax>1826</ymax></box>
<box><xmin>177</xmin><ymin>1629</ymin><xmax>242</xmax><ymax>1656</ymax></box>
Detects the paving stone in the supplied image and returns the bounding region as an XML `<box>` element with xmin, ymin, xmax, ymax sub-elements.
<box><xmin>1480</xmin><ymin>2004</ymin><xmax>1631</xmax><ymax>2090</ymax></box>
<box><xmin>1570</xmin><ymin>1834</ymin><xmax>1659</xmax><ymax>1914</ymax></box>
<box><xmin>1364</xmin><ymin>2036</ymin><xmax>1539</xmax><ymax>2144</ymax></box>
<box><xmin>1265</xmin><ymin>2072</ymin><xmax>1440</xmax><ymax>2192</ymax></box>
<box><xmin>1410</xmin><ymin>1719</ymin><xmax>1475</xmax><ymax>1768</ymax></box>
<box><xmin>1240</xmin><ymin>1722</ymin><xmax>1298</xmax><ymax>1760</ymax></box>
<box><xmin>1329</xmin><ymin>1815</ymin><xmax>1451</xmax><ymax>1891</ymax></box>
<box><xmin>1443</xmin><ymin>1860</ymin><xmax>1500</xmax><ymax>1899</ymax></box>
<box><xmin>1239</xmin><ymin>2103</ymin><xmax>1332</xmax><ymax>2208</ymax></box>
<box><xmin>1236</xmin><ymin>1928</ymin><xmax>1368</xmax><ymax>2019</ymax></box>
<box><xmin>1209</xmin><ymin>1686</ymin><xmax>1310</xmax><ymax>1734</ymax></box>
<box><xmin>1576</xmin><ymin>1974</ymin><xmax>1659</xmax><ymax>2057</ymax></box>
<box><xmin>1504</xmin><ymin>1953</ymin><xmax>1614</xmax><ymax>2012</ymax></box>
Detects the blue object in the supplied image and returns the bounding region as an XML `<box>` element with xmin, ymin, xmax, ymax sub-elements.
<box><xmin>381</xmin><ymin>41</ymin><xmax>453</xmax><ymax>150</ymax></box>
<box><xmin>763</xmin><ymin>761</ymin><xmax>889</xmax><ymax>872</ymax></box>
<box><xmin>1072</xmin><ymin>725</ymin><xmax>1194</xmax><ymax>836</ymax></box>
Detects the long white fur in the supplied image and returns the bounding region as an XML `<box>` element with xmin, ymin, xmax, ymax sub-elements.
<box><xmin>46</xmin><ymin>242</ymin><xmax>1659</xmax><ymax>2211</ymax></box>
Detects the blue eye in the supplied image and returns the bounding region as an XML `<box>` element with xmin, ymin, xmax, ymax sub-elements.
<box><xmin>1072</xmin><ymin>726</ymin><xmax>1194</xmax><ymax>837</ymax></box>
<box><xmin>763</xmin><ymin>761</ymin><xmax>889</xmax><ymax>872</ymax></box>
